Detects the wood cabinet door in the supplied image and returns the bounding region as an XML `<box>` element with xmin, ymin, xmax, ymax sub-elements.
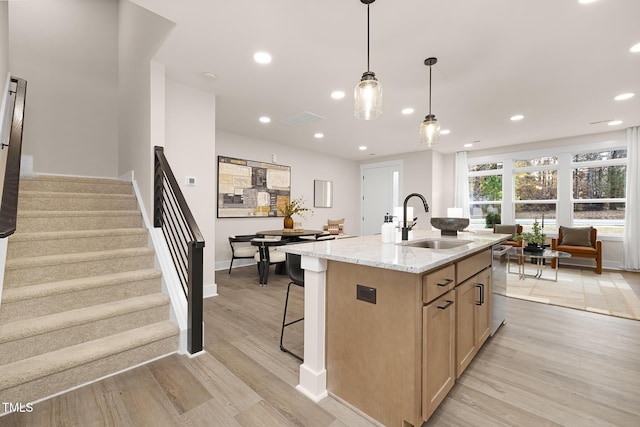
<box><xmin>455</xmin><ymin>278</ymin><xmax>476</xmax><ymax>378</ymax></box>
<box><xmin>422</xmin><ymin>290</ymin><xmax>456</xmax><ymax>421</ymax></box>
<box><xmin>475</xmin><ymin>268</ymin><xmax>492</xmax><ymax>347</ymax></box>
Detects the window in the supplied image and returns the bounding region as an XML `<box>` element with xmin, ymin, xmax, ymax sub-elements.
<box><xmin>468</xmin><ymin>162</ymin><xmax>502</xmax><ymax>230</ymax></box>
<box><xmin>467</xmin><ymin>142</ymin><xmax>627</xmax><ymax>236</ymax></box>
<box><xmin>571</xmin><ymin>149</ymin><xmax>626</xmax><ymax>234</ymax></box>
<box><xmin>514</xmin><ymin>156</ymin><xmax>557</xmax><ymax>232</ymax></box>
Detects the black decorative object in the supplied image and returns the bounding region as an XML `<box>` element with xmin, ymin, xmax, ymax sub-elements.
<box><xmin>523</xmin><ymin>243</ymin><xmax>545</xmax><ymax>254</ymax></box>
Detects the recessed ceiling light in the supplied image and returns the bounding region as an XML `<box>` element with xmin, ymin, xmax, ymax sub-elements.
<box><xmin>359</xmin><ymin>146</ymin><xmax>367</xmax><ymax>151</ymax></box>
<box><xmin>630</xmin><ymin>42</ymin><xmax>640</xmax><ymax>53</ymax></box>
<box><xmin>259</xmin><ymin>116</ymin><xmax>271</xmax><ymax>124</ymax></box>
<box><xmin>440</xmin><ymin>129</ymin><xmax>451</xmax><ymax>135</ymax></box>
<box><xmin>314</xmin><ymin>133</ymin><xmax>324</xmax><ymax>139</ymax></box>
<box><xmin>614</xmin><ymin>93</ymin><xmax>635</xmax><ymax>101</ymax></box>
<box><xmin>608</xmin><ymin>120</ymin><xmax>623</xmax><ymax>126</ymax></box>
<box><xmin>463</xmin><ymin>143</ymin><xmax>474</xmax><ymax>148</ymax></box>
<box><xmin>401</xmin><ymin>107</ymin><xmax>414</xmax><ymax>115</ymax></box>
<box><xmin>578</xmin><ymin>0</ymin><xmax>598</xmax><ymax>4</ymax></box>
<box><xmin>510</xmin><ymin>114</ymin><xmax>524</xmax><ymax>121</ymax></box>
<box><xmin>331</xmin><ymin>91</ymin><xmax>345</xmax><ymax>100</ymax></box>
<box><xmin>253</xmin><ymin>51</ymin><xmax>272</xmax><ymax>64</ymax></box>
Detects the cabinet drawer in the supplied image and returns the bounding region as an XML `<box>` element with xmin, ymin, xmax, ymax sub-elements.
<box><xmin>456</xmin><ymin>249</ymin><xmax>491</xmax><ymax>284</ymax></box>
<box><xmin>423</xmin><ymin>264</ymin><xmax>455</xmax><ymax>303</ymax></box>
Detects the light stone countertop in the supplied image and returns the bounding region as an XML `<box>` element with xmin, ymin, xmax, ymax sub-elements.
<box><xmin>280</xmin><ymin>229</ymin><xmax>511</xmax><ymax>274</ymax></box>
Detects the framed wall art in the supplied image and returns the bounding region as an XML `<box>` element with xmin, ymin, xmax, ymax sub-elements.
<box><xmin>217</xmin><ymin>155</ymin><xmax>291</xmax><ymax>218</ymax></box>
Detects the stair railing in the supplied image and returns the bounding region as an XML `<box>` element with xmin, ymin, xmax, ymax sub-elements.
<box><xmin>0</xmin><ymin>77</ymin><xmax>27</xmax><ymax>238</ymax></box>
<box><xmin>153</xmin><ymin>146</ymin><xmax>204</xmax><ymax>355</ymax></box>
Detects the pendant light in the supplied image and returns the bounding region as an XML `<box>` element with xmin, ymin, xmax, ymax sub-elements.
<box><xmin>354</xmin><ymin>0</ymin><xmax>382</xmax><ymax>120</ymax></box>
<box><xmin>420</xmin><ymin>57</ymin><xmax>441</xmax><ymax>146</ymax></box>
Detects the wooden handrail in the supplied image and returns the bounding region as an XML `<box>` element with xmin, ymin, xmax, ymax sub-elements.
<box><xmin>153</xmin><ymin>145</ymin><xmax>204</xmax><ymax>355</ymax></box>
<box><xmin>0</xmin><ymin>77</ymin><xmax>27</xmax><ymax>238</ymax></box>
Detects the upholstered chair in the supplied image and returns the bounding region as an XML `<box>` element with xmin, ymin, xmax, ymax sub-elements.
<box><xmin>493</xmin><ymin>224</ymin><xmax>523</xmax><ymax>247</ymax></box>
<box><xmin>551</xmin><ymin>226</ymin><xmax>602</xmax><ymax>274</ymax></box>
<box><xmin>228</xmin><ymin>235</ymin><xmax>258</xmax><ymax>274</ymax></box>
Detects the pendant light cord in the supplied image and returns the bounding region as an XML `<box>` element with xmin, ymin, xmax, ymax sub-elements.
<box><xmin>428</xmin><ymin>65</ymin><xmax>432</xmax><ymax>115</ymax></box>
<box><xmin>367</xmin><ymin>4</ymin><xmax>370</xmax><ymax>72</ymax></box>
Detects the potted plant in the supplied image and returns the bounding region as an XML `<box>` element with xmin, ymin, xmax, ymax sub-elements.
<box><xmin>517</xmin><ymin>219</ymin><xmax>546</xmax><ymax>253</ymax></box>
<box><xmin>485</xmin><ymin>210</ymin><xmax>501</xmax><ymax>228</ymax></box>
<box><xmin>279</xmin><ymin>196</ymin><xmax>312</xmax><ymax>229</ymax></box>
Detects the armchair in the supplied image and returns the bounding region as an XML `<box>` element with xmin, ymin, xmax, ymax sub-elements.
<box><xmin>551</xmin><ymin>226</ymin><xmax>602</xmax><ymax>274</ymax></box>
<box><xmin>228</xmin><ymin>235</ymin><xmax>258</xmax><ymax>274</ymax></box>
<box><xmin>493</xmin><ymin>224</ymin><xmax>523</xmax><ymax>247</ymax></box>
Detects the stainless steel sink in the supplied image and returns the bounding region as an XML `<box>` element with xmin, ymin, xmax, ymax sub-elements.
<box><xmin>404</xmin><ymin>239</ymin><xmax>472</xmax><ymax>249</ymax></box>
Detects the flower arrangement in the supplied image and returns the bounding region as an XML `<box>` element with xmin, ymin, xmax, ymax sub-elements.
<box><xmin>279</xmin><ymin>196</ymin><xmax>312</xmax><ymax>220</ymax></box>
<box><xmin>517</xmin><ymin>219</ymin><xmax>546</xmax><ymax>246</ymax></box>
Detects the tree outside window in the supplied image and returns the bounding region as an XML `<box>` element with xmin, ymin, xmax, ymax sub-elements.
<box><xmin>468</xmin><ymin>163</ymin><xmax>503</xmax><ymax>229</ymax></box>
<box><xmin>572</xmin><ymin>150</ymin><xmax>626</xmax><ymax>233</ymax></box>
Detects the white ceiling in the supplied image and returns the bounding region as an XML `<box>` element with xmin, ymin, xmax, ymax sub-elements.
<box><xmin>132</xmin><ymin>0</ymin><xmax>640</xmax><ymax>160</ymax></box>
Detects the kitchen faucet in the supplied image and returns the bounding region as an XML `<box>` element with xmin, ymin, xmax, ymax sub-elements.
<box><xmin>402</xmin><ymin>193</ymin><xmax>429</xmax><ymax>240</ymax></box>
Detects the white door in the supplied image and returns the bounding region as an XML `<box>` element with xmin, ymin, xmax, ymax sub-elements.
<box><xmin>361</xmin><ymin>161</ymin><xmax>402</xmax><ymax>236</ymax></box>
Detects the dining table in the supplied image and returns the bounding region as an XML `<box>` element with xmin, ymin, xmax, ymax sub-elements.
<box><xmin>251</xmin><ymin>229</ymin><xmax>327</xmax><ymax>285</ymax></box>
<box><xmin>256</xmin><ymin>229</ymin><xmax>327</xmax><ymax>242</ymax></box>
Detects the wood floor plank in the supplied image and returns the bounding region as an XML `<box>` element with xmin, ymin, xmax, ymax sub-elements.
<box><xmin>181</xmin><ymin>350</ymin><xmax>262</xmax><ymax>417</ymax></box>
<box><xmin>101</xmin><ymin>365</ymin><xmax>181</xmax><ymax>426</ymax></box>
<box><xmin>146</xmin><ymin>354</ymin><xmax>213</xmax><ymax>415</ymax></box>
<box><xmin>208</xmin><ymin>338</ymin><xmax>336</xmax><ymax>427</ymax></box>
<box><xmin>177</xmin><ymin>395</ymin><xmax>243</xmax><ymax>427</ymax></box>
<box><xmin>234</xmin><ymin>400</ymin><xmax>298</xmax><ymax>427</ymax></box>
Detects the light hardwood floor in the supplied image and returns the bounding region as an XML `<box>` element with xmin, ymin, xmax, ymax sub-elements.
<box><xmin>1</xmin><ymin>266</ymin><xmax>639</xmax><ymax>426</ymax></box>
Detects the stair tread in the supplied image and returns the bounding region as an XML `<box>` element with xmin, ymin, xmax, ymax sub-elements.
<box><xmin>1</xmin><ymin>269</ymin><xmax>161</xmax><ymax>303</ymax></box>
<box><xmin>17</xmin><ymin>210</ymin><xmax>140</xmax><ymax>217</ymax></box>
<box><xmin>19</xmin><ymin>175</ymin><xmax>131</xmax><ymax>186</ymax></box>
<box><xmin>0</xmin><ymin>293</ymin><xmax>169</xmax><ymax>343</ymax></box>
<box><xmin>0</xmin><ymin>321</ymin><xmax>179</xmax><ymax>390</ymax></box>
<box><xmin>8</xmin><ymin>228</ymin><xmax>148</xmax><ymax>242</ymax></box>
<box><xmin>18</xmin><ymin>190</ymin><xmax>136</xmax><ymax>199</ymax></box>
<box><xmin>5</xmin><ymin>247</ymin><xmax>154</xmax><ymax>269</ymax></box>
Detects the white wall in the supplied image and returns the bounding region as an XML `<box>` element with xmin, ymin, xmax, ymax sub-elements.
<box><xmin>0</xmin><ymin>2</ymin><xmax>7</xmax><ymax>82</ymax></box>
<box><xmin>215</xmin><ymin>131</ymin><xmax>360</xmax><ymax>270</ymax></box>
<box><xmin>164</xmin><ymin>79</ymin><xmax>216</xmax><ymax>287</ymax></box>
<box><xmin>431</xmin><ymin>150</ymin><xmax>455</xmax><ymax>218</ymax></box>
<box><xmin>0</xmin><ymin>2</ymin><xmax>8</xmax><ymax>226</ymax></box>
<box><xmin>118</xmin><ymin>0</ymin><xmax>174</xmax><ymax>219</ymax></box>
<box><xmin>8</xmin><ymin>0</ymin><xmax>119</xmax><ymax>177</ymax></box>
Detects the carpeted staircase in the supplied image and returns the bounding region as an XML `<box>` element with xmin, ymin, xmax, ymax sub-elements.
<box><xmin>0</xmin><ymin>175</ymin><xmax>179</xmax><ymax>406</ymax></box>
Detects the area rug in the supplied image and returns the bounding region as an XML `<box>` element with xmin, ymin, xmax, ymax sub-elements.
<box><xmin>506</xmin><ymin>266</ymin><xmax>640</xmax><ymax>320</ymax></box>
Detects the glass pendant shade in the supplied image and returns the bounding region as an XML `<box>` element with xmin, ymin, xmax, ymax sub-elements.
<box><xmin>355</xmin><ymin>71</ymin><xmax>382</xmax><ymax>120</ymax></box>
<box><xmin>420</xmin><ymin>114</ymin><xmax>440</xmax><ymax>146</ymax></box>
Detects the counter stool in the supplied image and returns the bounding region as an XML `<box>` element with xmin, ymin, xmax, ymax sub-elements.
<box><xmin>280</xmin><ymin>253</ymin><xmax>304</xmax><ymax>361</ymax></box>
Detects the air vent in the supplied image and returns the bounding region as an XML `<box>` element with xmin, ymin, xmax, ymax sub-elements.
<box><xmin>280</xmin><ymin>111</ymin><xmax>324</xmax><ymax>127</ymax></box>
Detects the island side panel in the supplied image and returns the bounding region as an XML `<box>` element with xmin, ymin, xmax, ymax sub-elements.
<box><xmin>326</xmin><ymin>260</ymin><xmax>423</xmax><ymax>427</ymax></box>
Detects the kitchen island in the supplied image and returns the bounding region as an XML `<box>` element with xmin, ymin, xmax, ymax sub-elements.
<box><xmin>281</xmin><ymin>230</ymin><xmax>509</xmax><ymax>427</ymax></box>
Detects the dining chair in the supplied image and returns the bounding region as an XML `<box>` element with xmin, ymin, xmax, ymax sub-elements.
<box><xmin>252</xmin><ymin>237</ymin><xmax>289</xmax><ymax>285</ymax></box>
<box><xmin>228</xmin><ymin>235</ymin><xmax>259</xmax><ymax>274</ymax></box>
